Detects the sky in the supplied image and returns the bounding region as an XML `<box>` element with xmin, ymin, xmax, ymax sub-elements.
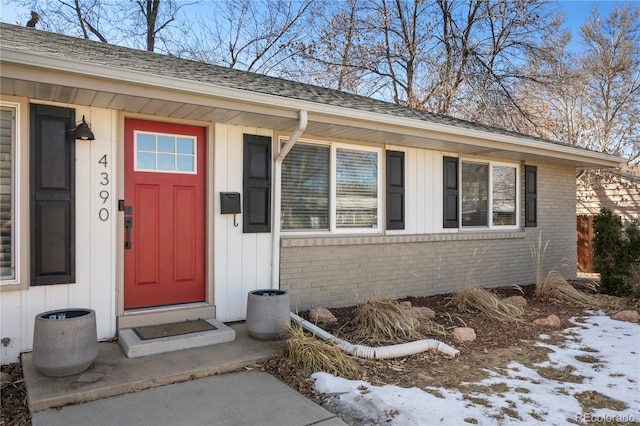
<box><xmin>313</xmin><ymin>311</ymin><xmax>640</xmax><ymax>425</ymax></box>
<box><xmin>0</xmin><ymin>1</ymin><xmax>630</xmax><ymax>51</ymax></box>
<box><xmin>560</xmin><ymin>0</ymin><xmax>620</xmax><ymax>49</ymax></box>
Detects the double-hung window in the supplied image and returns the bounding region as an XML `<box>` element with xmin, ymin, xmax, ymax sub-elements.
<box><xmin>281</xmin><ymin>139</ymin><xmax>381</xmax><ymax>233</ymax></box>
<box><xmin>460</xmin><ymin>159</ymin><xmax>519</xmax><ymax>229</ymax></box>
<box><xmin>1</xmin><ymin>105</ymin><xmax>16</xmax><ymax>282</ymax></box>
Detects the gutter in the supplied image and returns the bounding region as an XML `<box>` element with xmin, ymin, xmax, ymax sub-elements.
<box><xmin>271</xmin><ymin>111</ymin><xmax>308</xmax><ymax>288</ymax></box>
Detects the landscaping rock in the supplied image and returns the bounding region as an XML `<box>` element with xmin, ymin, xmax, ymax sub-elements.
<box><xmin>410</xmin><ymin>307</ymin><xmax>436</xmax><ymax>319</ymax></box>
<box><xmin>309</xmin><ymin>307</ymin><xmax>337</xmax><ymax>325</ymax></box>
<box><xmin>611</xmin><ymin>310</ymin><xmax>640</xmax><ymax>323</ymax></box>
<box><xmin>453</xmin><ymin>327</ymin><xmax>476</xmax><ymax>342</ymax></box>
<box><xmin>502</xmin><ymin>295</ymin><xmax>527</xmax><ymax>308</ymax></box>
<box><xmin>533</xmin><ymin>314</ymin><xmax>561</xmax><ymax>328</ymax></box>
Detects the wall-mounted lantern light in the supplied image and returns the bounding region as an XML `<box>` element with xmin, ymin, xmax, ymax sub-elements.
<box><xmin>73</xmin><ymin>115</ymin><xmax>95</xmax><ymax>140</ymax></box>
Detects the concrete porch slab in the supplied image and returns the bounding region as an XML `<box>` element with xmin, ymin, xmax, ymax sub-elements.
<box><xmin>118</xmin><ymin>318</ymin><xmax>236</xmax><ymax>358</ymax></box>
<box><xmin>23</xmin><ymin>323</ymin><xmax>281</xmax><ymax>413</ymax></box>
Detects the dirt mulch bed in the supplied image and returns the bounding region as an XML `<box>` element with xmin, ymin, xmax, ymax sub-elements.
<box><xmin>259</xmin><ymin>282</ymin><xmax>635</xmax><ymax>409</ymax></box>
<box><xmin>1</xmin><ymin>362</ymin><xmax>30</xmax><ymax>426</ymax></box>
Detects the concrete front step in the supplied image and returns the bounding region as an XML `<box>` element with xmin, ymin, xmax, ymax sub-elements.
<box><xmin>23</xmin><ymin>323</ymin><xmax>280</xmax><ymax>413</ymax></box>
<box><xmin>118</xmin><ymin>318</ymin><xmax>236</xmax><ymax>358</ymax></box>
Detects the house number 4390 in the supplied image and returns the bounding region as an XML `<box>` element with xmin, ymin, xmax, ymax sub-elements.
<box><xmin>98</xmin><ymin>154</ymin><xmax>110</xmax><ymax>222</ymax></box>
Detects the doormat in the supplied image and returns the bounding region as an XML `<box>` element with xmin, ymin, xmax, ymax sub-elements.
<box><xmin>133</xmin><ymin>319</ymin><xmax>217</xmax><ymax>340</ymax></box>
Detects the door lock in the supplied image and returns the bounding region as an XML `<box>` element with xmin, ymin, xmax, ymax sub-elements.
<box><xmin>124</xmin><ymin>217</ymin><xmax>133</xmax><ymax>249</ymax></box>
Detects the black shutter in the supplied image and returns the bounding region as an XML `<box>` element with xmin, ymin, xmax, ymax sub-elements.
<box><xmin>443</xmin><ymin>156</ymin><xmax>459</xmax><ymax>228</ymax></box>
<box><xmin>243</xmin><ymin>134</ymin><xmax>271</xmax><ymax>233</ymax></box>
<box><xmin>525</xmin><ymin>165</ymin><xmax>537</xmax><ymax>227</ymax></box>
<box><xmin>386</xmin><ymin>150</ymin><xmax>405</xmax><ymax>230</ymax></box>
<box><xmin>30</xmin><ymin>104</ymin><xmax>75</xmax><ymax>285</ymax></box>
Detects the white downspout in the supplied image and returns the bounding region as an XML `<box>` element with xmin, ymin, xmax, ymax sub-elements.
<box><xmin>271</xmin><ymin>110</ymin><xmax>308</xmax><ymax>288</ymax></box>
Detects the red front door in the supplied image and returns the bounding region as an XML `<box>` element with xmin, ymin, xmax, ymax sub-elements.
<box><xmin>124</xmin><ymin>119</ymin><xmax>206</xmax><ymax>309</ymax></box>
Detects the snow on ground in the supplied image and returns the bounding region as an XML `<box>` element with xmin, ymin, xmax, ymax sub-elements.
<box><xmin>313</xmin><ymin>312</ymin><xmax>640</xmax><ymax>425</ymax></box>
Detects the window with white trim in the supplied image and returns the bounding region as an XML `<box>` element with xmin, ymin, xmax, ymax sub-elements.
<box><xmin>134</xmin><ymin>131</ymin><xmax>196</xmax><ymax>173</ymax></box>
<box><xmin>281</xmin><ymin>139</ymin><xmax>381</xmax><ymax>232</ymax></box>
<box><xmin>1</xmin><ymin>106</ymin><xmax>16</xmax><ymax>282</ymax></box>
<box><xmin>461</xmin><ymin>160</ymin><xmax>519</xmax><ymax>229</ymax></box>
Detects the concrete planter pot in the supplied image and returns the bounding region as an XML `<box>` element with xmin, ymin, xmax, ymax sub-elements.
<box><xmin>246</xmin><ymin>290</ymin><xmax>290</xmax><ymax>340</ymax></box>
<box><xmin>32</xmin><ymin>309</ymin><xmax>97</xmax><ymax>377</ymax></box>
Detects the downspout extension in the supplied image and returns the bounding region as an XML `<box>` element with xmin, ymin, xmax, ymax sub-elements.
<box><xmin>290</xmin><ymin>312</ymin><xmax>460</xmax><ymax>359</ymax></box>
<box><xmin>272</xmin><ymin>111</ymin><xmax>308</xmax><ymax>288</ymax></box>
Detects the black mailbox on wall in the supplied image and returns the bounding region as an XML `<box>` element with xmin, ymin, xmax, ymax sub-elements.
<box><xmin>220</xmin><ymin>192</ymin><xmax>241</xmax><ymax>214</ymax></box>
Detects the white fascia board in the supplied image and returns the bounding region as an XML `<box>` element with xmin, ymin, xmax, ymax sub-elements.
<box><xmin>2</xmin><ymin>48</ymin><xmax>624</xmax><ymax>168</ymax></box>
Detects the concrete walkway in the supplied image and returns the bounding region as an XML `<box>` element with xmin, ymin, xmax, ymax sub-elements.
<box><xmin>31</xmin><ymin>370</ymin><xmax>345</xmax><ymax>426</ymax></box>
<box><xmin>23</xmin><ymin>323</ymin><xmax>346</xmax><ymax>425</ymax></box>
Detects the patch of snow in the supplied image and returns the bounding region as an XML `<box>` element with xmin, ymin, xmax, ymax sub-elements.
<box><xmin>313</xmin><ymin>312</ymin><xmax>640</xmax><ymax>425</ymax></box>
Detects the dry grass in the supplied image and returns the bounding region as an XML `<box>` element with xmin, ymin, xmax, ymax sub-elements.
<box><xmin>444</xmin><ymin>246</ymin><xmax>522</xmax><ymax>322</ymax></box>
<box><xmin>284</xmin><ymin>324</ymin><xmax>359</xmax><ymax>378</ymax></box>
<box><xmin>625</xmin><ymin>262</ymin><xmax>640</xmax><ymax>298</ymax></box>
<box><xmin>531</xmin><ymin>231</ymin><xmax>600</xmax><ymax>308</ymax></box>
<box><xmin>353</xmin><ymin>298</ymin><xmax>425</xmax><ymax>342</ymax></box>
<box><xmin>421</xmin><ymin>319</ymin><xmax>447</xmax><ymax>337</ymax></box>
<box><xmin>450</xmin><ymin>285</ymin><xmax>524</xmax><ymax>322</ymax></box>
<box><xmin>535</xmin><ymin>270</ymin><xmax>600</xmax><ymax>308</ymax></box>
<box><xmin>531</xmin><ymin>231</ymin><xmax>550</xmax><ymax>288</ymax></box>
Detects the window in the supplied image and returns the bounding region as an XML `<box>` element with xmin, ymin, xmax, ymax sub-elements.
<box><xmin>135</xmin><ymin>131</ymin><xmax>196</xmax><ymax>173</ymax></box>
<box><xmin>336</xmin><ymin>149</ymin><xmax>378</xmax><ymax>228</ymax></box>
<box><xmin>461</xmin><ymin>162</ymin><xmax>489</xmax><ymax>227</ymax></box>
<box><xmin>1</xmin><ymin>106</ymin><xmax>15</xmax><ymax>282</ymax></box>
<box><xmin>281</xmin><ymin>140</ymin><xmax>381</xmax><ymax>232</ymax></box>
<box><xmin>446</xmin><ymin>157</ymin><xmax>519</xmax><ymax>230</ymax></box>
<box><xmin>492</xmin><ymin>165</ymin><xmax>517</xmax><ymax>226</ymax></box>
<box><xmin>281</xmin><ymin>143</ymin><xmax>330</xmax><ymax>230</ymax></box>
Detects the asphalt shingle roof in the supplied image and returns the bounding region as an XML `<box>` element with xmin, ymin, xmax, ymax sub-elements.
<box><xmin>0</xmin><ymin>22</ymin><xmax>594</xmax><ymax>151</ymax></box>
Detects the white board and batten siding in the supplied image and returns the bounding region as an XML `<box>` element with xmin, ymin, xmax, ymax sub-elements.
<box><xmin>213</xmin><ymin>124</ymin><xmax>272</xmax><ymax>322</ymax></box>
<box><xmin>385</xmin><ymin>145</ymin><xmax>453</xmax><ymax>235</ymax></box>
<box><xmin>0</xmin><ymin>106</ymin><xmax>117</xmax><ymax>365</ymax></box>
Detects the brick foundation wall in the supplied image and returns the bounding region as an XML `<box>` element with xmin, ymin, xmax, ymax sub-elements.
<box><xmin>279</xmin><ymin>162</ymin><xmax>577</xmax><ymax>311</ymax></box>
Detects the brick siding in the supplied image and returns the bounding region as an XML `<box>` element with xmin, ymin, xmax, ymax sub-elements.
<box><xmin>279</xmin><ymin>162</ymin><xmax>577</xmax><ymax>311</ymax></box>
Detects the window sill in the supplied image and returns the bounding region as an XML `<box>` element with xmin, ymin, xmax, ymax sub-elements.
<box><xmin>1</xmin><ymin>280</ymin><xmax>29</xmax><ymax>292</ymax></box>
<box><xmin>281</xmin><ymin>230</ymin><xmax>526</xmax><ymax>248</ymax></box>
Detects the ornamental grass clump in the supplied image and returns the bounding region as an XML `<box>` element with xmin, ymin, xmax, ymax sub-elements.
<box><xmin>535</xmin><ymin>270</ymin><xmax>600</xmax><ymax>308</ymax></box>
<box><xmin>531</xmin><ymin>231</ymin><xmax>600</xmax><ymax>308</ymax></box>
<box><xmin>284</xmin><ymin>324</ymin><xmax>358</xmax><ymax>378</ymax></box>
<box><xmin>353</xmin><ymin>298</ymin><xmax>424</xmax><ymax>343</ymax></box>
<box><xmin>451</xmin><ymin>285</ymin><xmax>524</xmax><ymax>322</ymax></box>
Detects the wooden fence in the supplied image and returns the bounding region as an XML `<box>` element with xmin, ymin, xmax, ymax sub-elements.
<box><xmin>577</xmin><ymin>215</ymin><xmax>594</xmax><ymax>273</ymax></box>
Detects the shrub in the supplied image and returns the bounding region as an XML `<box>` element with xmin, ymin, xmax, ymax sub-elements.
<box><xmin>593</xmin><ymin>208</ymin><xmax>640</xmax><ymax>296</ymax></box>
